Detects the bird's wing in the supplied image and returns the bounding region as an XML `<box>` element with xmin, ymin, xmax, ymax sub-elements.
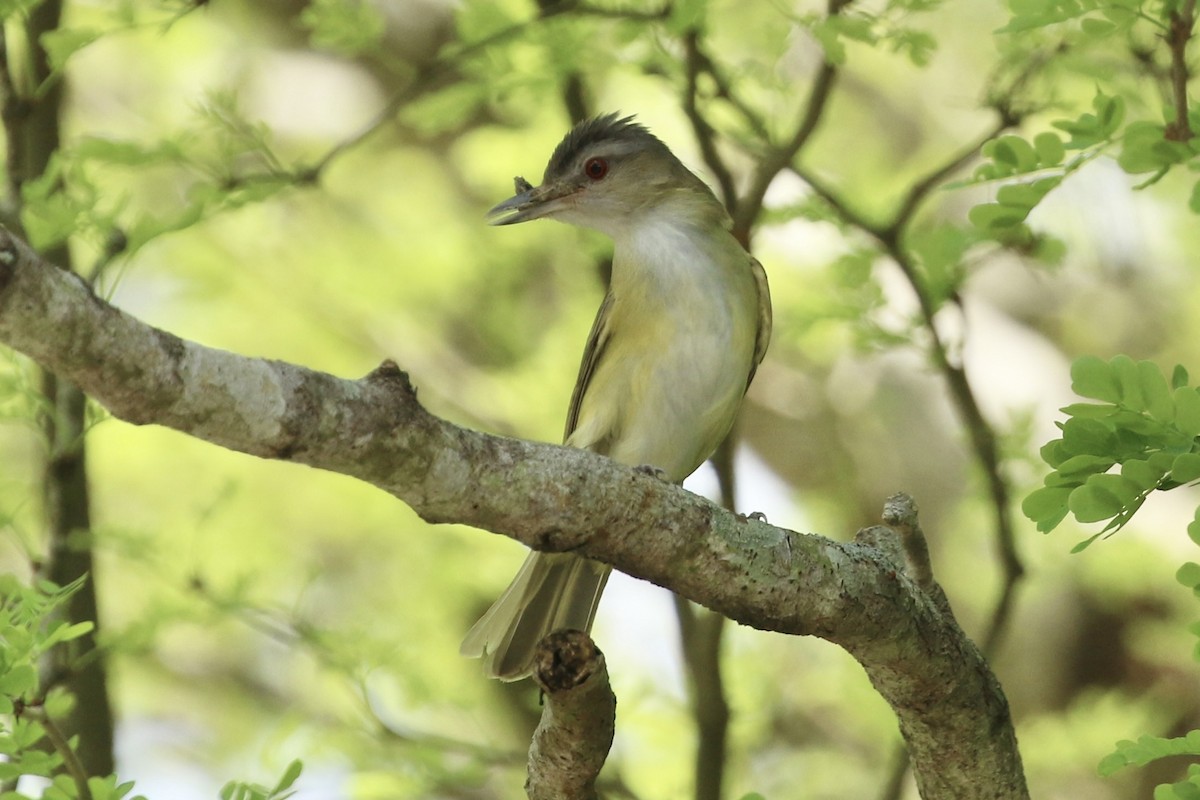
<box><xmin>563</xmin><ymin>289</ymin><xmax>615</xmax><ymax>442</ymax></box>
<box><xmin>746</xmin><ymin>255</ymin><xmax>772</xmax><ymax>390</ymax></box>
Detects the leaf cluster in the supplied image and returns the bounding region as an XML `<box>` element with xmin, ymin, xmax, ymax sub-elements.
<box><xmin>0</xmin><ymin>574</ymin><xmax>122</xmax><ymax>800</ymax></box>
<box><xmin>1</xmin><ymin>574</ymin><xmax>309</xmax><ymax>800</ymax></box>
<box><xmin>801</xmin><ymin>1</ymin><xmax>942</xmax><ymax>67</ymax></box>
<box><xmin>1099</xmin><ymin>732</ymin><xmax>1200</xmax><ymax>798</ymax></box>
<box><xmin>999</xmin><ymin>0</ymin><xmax>1152</xmax><ymax>37</ymax></box>
<box><xmin>967</xmin><ymin>0</ymin><xmax>1200</xmax><ymax>245</ymax></box>
<box><xmin>966</xmin><ymin>91</ymin><xmax>1124</xmax><ymax>240</ymax></box>
<box><xmin>19</xmin><ymin>88</ymin><xmax>301</xmax><ymax>275</ymax></box>
<box><xmin>219</xmin><ymin>761</ymin><xmax>304</xmax><ymax>800</ymax></box>
<box><xmin>1023</xmin><ymin>355</ymin><xmax>1200</xmax><ymax>549</ymax></box>
<box><xmin>1026</xmin><ymin>355</ymin><xmax>1200</xmax><ymax>791</ymax></box>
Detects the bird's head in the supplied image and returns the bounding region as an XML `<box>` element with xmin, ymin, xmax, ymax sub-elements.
<box><xmin>488</xmin><ymin>113</ymin><xmax>716</xmax><ymax>236</ymax></box>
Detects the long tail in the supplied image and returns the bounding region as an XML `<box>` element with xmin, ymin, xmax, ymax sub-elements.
<box><xmin>460</xmin><ymin>551</ymin><xmax>611</xmax><ymax>681</ymax></box>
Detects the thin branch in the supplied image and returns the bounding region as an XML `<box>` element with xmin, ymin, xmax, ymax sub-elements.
<box><xmin>1165</xmin><ymin>0</ymin><xmax>1196</xmax><ymax>141</ymax></box>
<box><xmin>789</xmin><ymin>112</ymin><xmax>1027</xmax><ymax>657</ymax></box>
<box><xmin>673</xmin><ymin>595</ymin><xmax>730</xmax><ymax>800</ymax></box>
<box><xmin>24</xmin><ymin>705</ymin><xmax>93</xmax><ymax>800</ymax></box>
<box><xmin>687</xmin><ymin>43</ymin><xmax>771</xmax><ymax>142</ymax></box>
<box><xmin>880</xmin><ymin>117</ymin><xmax>1011</xmax><ymax>242</ymax></box>
<box><xmin>303</xmin><ymin>3</ymin><xmax>606</xmax><ymax>182</ymax></box>
<box><xmin>731</xmin><ymin>0</ymin><xmax>853</xmax><ymax>240</ymax></box>
<box><xmin>682</xmin><ymin>30</ymin><xmax>738</xmax><ymax>211</ymax></box>
<box><xmin>731</xmin><ymin>62</ymin><xmax>838</xmax><ymax>240</ymax></box>
<box><xmin>302</xmin><ymin>2</ymin><xmax>671</xmax><ymax>184</ymax></box>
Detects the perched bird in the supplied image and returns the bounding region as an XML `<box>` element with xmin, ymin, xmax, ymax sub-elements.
<box><xmin>461</xmin><ymin>113</ymin><xmax>771</xmax><ymax>680</ymax></box>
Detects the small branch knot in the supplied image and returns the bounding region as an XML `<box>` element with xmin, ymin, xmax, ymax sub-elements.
<box><xmin>365</xmin><ymin>359</ymin><xmax>417</xmax><ymax>398</ymax></box>
<box><xmin>526</xmin><ymin>629</ymin><xmax>615</xmax><ymax>800</ymax></box>
<box><xmin>882</xmin><ymin>492</ymin><xmax>935</xmax><ymax>591</ymax></box>
<box><xmin>533</xmin><ymin>629</ymin><xmax>602</xmax><ymax>693</ymax></box>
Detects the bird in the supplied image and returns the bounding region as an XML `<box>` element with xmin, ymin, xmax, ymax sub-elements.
<box><xmin>460</xmin><ymin>113</ymin><xmax>772</xmax><ymax>681</ymax></box>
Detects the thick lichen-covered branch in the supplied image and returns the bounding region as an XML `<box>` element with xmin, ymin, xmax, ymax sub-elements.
<box><xmin>0</xmin><ymin>228</ymin><xmax>1026</xmax><ymax>799</ymax></box>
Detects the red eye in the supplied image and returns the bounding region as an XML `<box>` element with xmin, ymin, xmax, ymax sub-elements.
<box><xmin>584</xmin><ymin>157</ymin><xmax>608</xmax><ymax>180</ymax></box>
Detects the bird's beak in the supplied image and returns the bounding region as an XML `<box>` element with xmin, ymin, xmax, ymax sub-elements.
<box><xmin>487</xmin><ymin>179</ymin><xmax>577</xmax><ymax>226</ymax></box>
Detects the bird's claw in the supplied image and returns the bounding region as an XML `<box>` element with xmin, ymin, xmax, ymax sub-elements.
<box><xmin>634</xmin><ymin>464</ymin><xmax>670</xmax><ymax>482</ymax></box>
<box><xmin>739</xmin><ymin>510</ymin><xmax>769</xmax><ymax>523</ymax></box>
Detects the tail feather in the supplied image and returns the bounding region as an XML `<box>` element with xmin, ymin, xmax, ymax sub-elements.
<box><xmin>461</xmin><ymin>551</ymin><xmax>610</xmax><ymax>681</ymax></box>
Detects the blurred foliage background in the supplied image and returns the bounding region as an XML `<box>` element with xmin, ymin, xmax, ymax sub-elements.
<box><xmin>2</xmin><ymin>0</ymin><xmax>1200</xmax><ymax>798</ymax></box>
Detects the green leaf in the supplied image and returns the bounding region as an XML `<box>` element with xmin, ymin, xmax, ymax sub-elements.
<box><xmin>1100</xmin><ymin>732</ymin><xmax>1200</xmax><ymax>776</ymax></box>
<box><xmin>1056</xmin><ymin>453</ymin><xmax>1116</xmax><ymax>477</ymax></box>
<box><xmin>1178</xmin><ymin>562</ymin><xmax>1200</xmax><ymax>588</ymax></box>
<box><xmin>1174</xmin><ymin>364</ymin><xmax>1191</xmax><ymax>390</ymax></box>
<box><xmin>1188</xmin><ymin>517</ymin><xmax>1200</xmax><ymax>547</ymax></box>
<box><xmin>1053</xmin><ymin>113</ymin><xmax>1102</xmax><ymax>149</ymax></box>
<box><xmin>1118</xmin><ymin>121</ymin><xmax>1192</xmax><ymax>175</ymax></box>
<box><xmin>1071</xmin><ymin>355</ymin><xmax>1120</xmax><ymax>402</ymax></box>
<box><xmin>988</xmin><ymin>134</ymin><xmax>1039</xmax><ymax>172</ymax></box>
<box><xmin>1190</xmin><ymin>179</ymin><xmax>1200</xmax><ymax>214</ymax></box>
<box><xmin>41</xmin><ymin>620</ymin><xmax>94</xmax><ymax>651</ymax></box>
<box><xmin>1080</xmin><ymin>17</ymin><xmax>1116</xmax><ymax>36</ymax></box>
<box><xmin>301</xmin><ymin>0</ymin><xmax>386</xmax><ymax>55</ymax></box>
<box><xmin>0</xmin><ymin>664</ymin><xmax>35</xmax><ymax>697</ymax></box>
<box><xmin>1172</xmin><ymin>453</ymin><xmax>1200</xmax><ymax>483</ymax></box>
<box><xmin>1087</xmin><ymin>472</ymin><xmax>1144</xmax><ymax>505</ymax></box>
<box><xmin>668</xmin><ymin>0</ymin><xmax>708</xmax><ymax>33</ymax></box>
<box><xmin>1040</xmin><ymin>437</ymin><xmax>1069</xmax><ymax>468</ymax></box>
<box><xmin>1060</xmin><ymin>417</ymin><xmax>1117</xmax><ymax>456</ymax></box>
<box><xmin>891</xmin><ymin>28</ymin><xmax>937</xmax><ymax>67</ymax></box>
<box><xmin>1121</xmin><ymin>458</ymin><xmax>1166</xmax><ymax>490</ymax></box>
<box><xmin>1060</xmin><ymin>402</ymin><xmax>1118</xmax><ymax>419</ymax></box>
<box><xmin>809</xmin><ymin>18</ymin><xmax>847</xmax><ymax>64</ymax></box>
<box><xmin>1112</xmin><ymin>354</ymin><xmax>1144</xmax><ymax>410</ymax></box>
<box><xmin>1023</xmin><ymin>486</ymin><xmax>1072</xmax><ymax>531</ymax></box>
<box><xmin>40</xmin><ymin>27</ymin><xmax>101</xmax><ymax>73</ymax></box>
<box><xmin>994</xmin><ymin>177</ymin><xmax>1061</xmax><ymax>213</ymax></box>
<box><xmin>969</xmin><ymin>201</ymin><xmax>1029</xmax><ymax>230</ymax></box>
<box><xmin>1094</xmin><ymin>91</ymin><xmax>1125</xmax><ymax>137</ymax></box>
<box><xmin>1068</xmin><ymin>482</ymin><xmax>1124</xmax><ymax>523</ymax></box>
<box><xmin>1176</xmin><ymin>388</ymin><xmax>1200</xmax><ymax>435</ymax></box>
<box><xmin>1138</xmin><ymin>360</ymin><xmax>1175</xmax><ymax>420</ymax></box>
<box><xmin>1034</xmin><ymin>131</ymin><xmax>1066</xmax><ymax>167</ymax></box>
<box><xmin>270</xmin><ymin>760</ymin><xmax>303</xmax><ymax>795</ymax></box>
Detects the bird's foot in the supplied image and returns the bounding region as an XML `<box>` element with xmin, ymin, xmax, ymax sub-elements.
<box><xmin>634</xmin><ymin>464</ymin><xmax>670</xmax><ymax>482</ymax></box>
<box><xmin>738</xmin><ymin>510</ymin><xmax>769</xmax><ymax>523</ymax></box>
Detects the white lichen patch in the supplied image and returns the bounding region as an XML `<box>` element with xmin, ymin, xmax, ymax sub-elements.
<box><xmin>176</xmin><ymin>343</ymin><xmax>287</xmax><ymax>443</ymax></box>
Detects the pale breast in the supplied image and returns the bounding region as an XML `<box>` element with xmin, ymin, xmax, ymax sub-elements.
<box><xmin>565</xmin><ymin>217</ymin><xmax>760</xmax><ymax>481</ymax></box>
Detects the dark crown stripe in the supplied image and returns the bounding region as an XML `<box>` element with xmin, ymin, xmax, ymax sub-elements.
<box><xmin>544</xmin><ymin>113</ymin><xmax>664</xmax><ymax>178</ymax></box>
